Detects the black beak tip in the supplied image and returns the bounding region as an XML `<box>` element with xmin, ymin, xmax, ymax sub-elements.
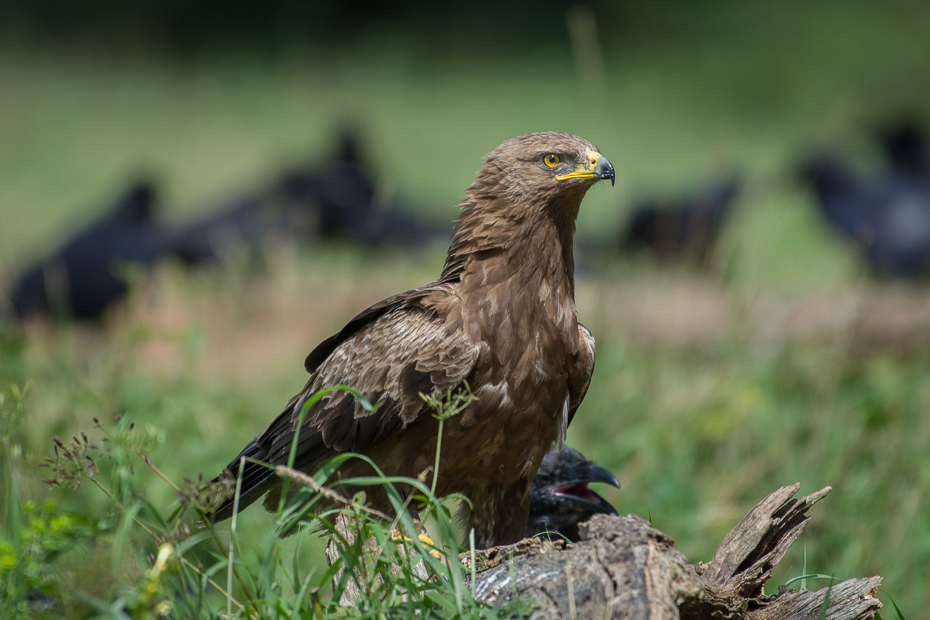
<box><xmin>593</xmin><ymin>156</ymin><xmax>616</xmax><ymax>186</ymax></box>
<box><xmin>588</xmin><ymin>464</ymin><xmax>621</xmax><ymax>489</ymax></box>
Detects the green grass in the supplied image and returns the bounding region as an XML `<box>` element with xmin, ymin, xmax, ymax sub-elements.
<box><xmin>2</xmin><ymin>253</ymin><xmax>928</xmax><ymax>616</ymax></box>
<box><xmin>2</xmin><ymin>1</ymin><xmax>930</xmax><ymax>615</ymax></box>
<box><xmin>1</xmin><ymin>380</ymin><xmax>535</xmax><ymax>618</ymax></box>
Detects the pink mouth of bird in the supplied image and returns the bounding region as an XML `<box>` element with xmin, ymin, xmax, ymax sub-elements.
<box><xmin>554</xmin><ymin>482</ymin><xmax>600</xmax><ymax>510</ymax></box>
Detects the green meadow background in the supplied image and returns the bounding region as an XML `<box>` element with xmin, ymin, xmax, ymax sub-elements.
<box><xmin>2</xmin><ymin>0</ymin><xmax>929</xmax><ymax>616</ymax></box>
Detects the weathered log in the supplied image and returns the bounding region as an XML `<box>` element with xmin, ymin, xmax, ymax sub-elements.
<box><xmin>324</xmin><ymin>513</ymin><xmax>364</xmax><ymax>607</ymax></box>
<box><xmin>473</xmin><ymin>485</ymin><xmax>882</xmax><ymax>620</ymax></box>
<box><xmin>475</xmin><ymin>513</ymin><xmax>699</xmax><ymax>619</ymax></box>
<box><xmin>323</xmin><ymin>512</ymin><xmax>433</xmax><ymax>608</ymax></box>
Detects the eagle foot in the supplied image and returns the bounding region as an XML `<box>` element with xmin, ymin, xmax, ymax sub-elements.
<box><xmin>390</xmin><ymin>529</ymin><xmax>444</xmax><ymax>560</ymax></box>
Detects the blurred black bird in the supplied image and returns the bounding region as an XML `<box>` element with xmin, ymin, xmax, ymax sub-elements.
<box><xmin>171</xmin><ymin>132</ymin><xmax>445</xmax><ymax>267</ymax></box>
<box><xmin>876</xmin><ymin>121</ymin><xmax>930</xmax><ymax>183</ymax></box>
<box><xmin>311</xmin><ymin>133</ymin><xmax>435</xmax><ymax>245</ymax></box>
<box><xmin>800</xmin><ymin>154</ymin><xmax>930</xmax><ymax>278</ymax></box>
<box><xmin>620</xmin><ymin>176</ymin><xmax>740</xmax><ymax>266</ymax></box>
<box><xmin>167</xmin><ymin>174</ymin><xmax>319</xmax><ymax>267</ymax></box>
<box><xmin>9</xmin><ymin>183</ymin><xmax>172</xmax><ymax>320</ymax></box>
<box><xmin>525</xmin><ymin>446</ymin><xmax>620</xmax><ymax>542</ymax></box>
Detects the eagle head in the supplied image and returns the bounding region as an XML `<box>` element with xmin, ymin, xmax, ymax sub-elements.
<box><xmin>448</xmin><ymin>132</ymin><xmax>615</xmax><ymax>262</ymax></box>
<box><xmin>479</xmin><ymin>131</ymin><xmax>615</xmax><ymax>203</ymax></box>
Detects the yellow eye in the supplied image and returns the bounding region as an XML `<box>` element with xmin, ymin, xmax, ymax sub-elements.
<box><xmin>543</xmin><ymin>154</ymin><xmax>561</xmax><ymax>168</ymax></box>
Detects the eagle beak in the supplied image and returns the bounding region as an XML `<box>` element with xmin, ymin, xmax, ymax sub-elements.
<box><xmin>556</xmin><ymin>150</ymin><xmax>616</xmax><ymax>186</ymax></box>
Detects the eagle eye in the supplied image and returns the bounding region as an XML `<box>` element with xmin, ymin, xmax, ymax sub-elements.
<box><xmin>543</xmin><ymin>154</ymin><xmax>561</xmax><ymax>168</ymax></box>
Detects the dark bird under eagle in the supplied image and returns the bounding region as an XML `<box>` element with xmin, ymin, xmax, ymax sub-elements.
<box><xmin>208</xmin><ymin>132</ymin><xmax>615</xmax><ymax>548</ymax></box>
<box><xmin>525</xmin><ymin>446</ymin><xmax>620</xmax><ymax>542</ymax></box>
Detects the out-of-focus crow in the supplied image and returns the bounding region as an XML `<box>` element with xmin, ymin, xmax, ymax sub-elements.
<box><xmin>9</xmin><ymin>183</ymin><xmax>172</xmax><ymax>320</ymax></box>
<box><xmin>291</xmin><ymin>133</ymin><xmax>443</xmax><ymax>246</ymax></box>
<box><xmin>167</xmin><ymin>176</ymin><xmax>317</xmax><ymax>267</ymax></box>
<box><xmin>620</xmin><ymin>177</ymin><xmax>740</xmax><ymax>266</ymax></box>
<box><xmin>800</xmin><ymin>154</ymin><xmax>930</xmax><ymax>278</ymax></box>
<box><xmin>525</xmin><ymin>446</ymin><xmax>620</xmax><ymax>542</ymax></box>
<box><xmin>171</xmin><ymin>133</ymin><xmax>444</xmax><ymax>267</ymax></box>
<box><xmin>877</xmin><ymin>121</ymin><xmax>930</xmax><ymax>183</ymax></box>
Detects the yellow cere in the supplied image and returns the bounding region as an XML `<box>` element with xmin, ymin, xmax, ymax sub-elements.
<box><xmin>555</xmin><ymin>150</ymin><xmax>604</xmax><ymax>181</ymax></box>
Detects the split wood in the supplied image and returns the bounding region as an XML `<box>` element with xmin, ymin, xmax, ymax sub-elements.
<box><xmin>471</xmin><ymin>484</ymin><xmax>881</xmax><ymax>620</ymax></box>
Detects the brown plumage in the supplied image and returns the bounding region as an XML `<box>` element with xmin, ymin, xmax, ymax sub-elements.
<box><xmin>208</xmin><ymin>132</ymin><xmax>614</xmax><ymax>547</ymax></box>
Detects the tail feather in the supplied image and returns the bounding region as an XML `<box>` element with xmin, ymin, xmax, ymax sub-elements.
<box><xmin>205</xmin><ymin>398</ymin><xmax>340</xmax><ymax>523</ymax></box>
<box><xmin>207</xmin><ymin>438</ymin><xmax>276</xmax><ymax>522</ymax></box>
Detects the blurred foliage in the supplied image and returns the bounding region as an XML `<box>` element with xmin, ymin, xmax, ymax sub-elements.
<box><xmin>0</xmin><ymin>499</ymin><xmax>93</xmax><ymax>619</ymax></box>
<box><xmin>2</xmin><ymin>0</ymin><xmax>930</xmax><ymax>285</ymax></box>
<box><xmin>0</xmin><ymin>0</ymin><xmax>613</xmax><ymax>53</ymax></box>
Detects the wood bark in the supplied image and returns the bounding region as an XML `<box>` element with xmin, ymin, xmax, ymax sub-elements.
<box><xmin>472</xmin><ymin>484</ymin><xmax>882</xmax><ymax>620</ymax></box>
<box><xmin>323</xmin><ymin>512</ymin><xmax>432</xmax><ymax>608</ymax></box>
<box><xmin>324</xmin><ymin>513</ymin><xmax>364</xmax><ymax>608</ymax></box>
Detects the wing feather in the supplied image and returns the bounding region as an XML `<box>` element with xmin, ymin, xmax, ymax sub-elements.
<box><xmin>276</xmin><ymin>298</ymin><xmax>478</xmax><ymax>460</ymax></box>
<box><xmin>209</xmin><ymin>286</ymin><xmax>479</xmax><ymax>520</ymax></box>
<box><xmin>567</xmin><ymin>322</ymin><xmax>596</xmax><ymax>427</ymax></box>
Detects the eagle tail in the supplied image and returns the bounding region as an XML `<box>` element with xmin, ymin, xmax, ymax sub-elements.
<box><xmin>206</xmin><ymin>437</ymin><xmax>277</xmax><ymax>523</ymax></box>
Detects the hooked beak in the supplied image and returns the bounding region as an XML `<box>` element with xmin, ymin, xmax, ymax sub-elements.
<box><xmin>556</xmin><ymin>150</ymin><xmax>616</xmax><ymax>186</ymax></box>
<box><xmin>552</xmin><ymin>463</ymin><xmax>621</xmax><ymax>515</ymax></box>
<box><xmin>587</xmin><ymin>463</ymin><xmax>621</xmax><ymax>489</ymax></box>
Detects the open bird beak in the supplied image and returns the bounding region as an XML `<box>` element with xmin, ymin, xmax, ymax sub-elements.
<box><xmin>552</xmin><ymin>462</ymin><xmax>621</xmax><ymax>515</ymax></box>
<box><xmin>556</xmin><ymin>150</ymin><xmax>616</xmax><ymax>186</ymax></box>
<box><xmin>587</xmin><ymin>463</ymin><xmax>621</xmax><ymax>489</ymax></box>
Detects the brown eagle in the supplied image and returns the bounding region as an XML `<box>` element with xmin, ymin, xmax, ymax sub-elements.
<box><xmin>208</xmin><ymin>132</ymin><xmax>614</xmax><ymax>547</ymax></box>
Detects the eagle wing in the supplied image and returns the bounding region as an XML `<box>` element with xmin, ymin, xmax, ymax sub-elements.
<box><xmin>211</xmin><ymin>285</ymin><xmax>479</xmax><ymax>519</ymax></box>
<box><xmin>566</xmin><ymin>322</ymin><xmax>596</xmax><ymax>428</ymax></box>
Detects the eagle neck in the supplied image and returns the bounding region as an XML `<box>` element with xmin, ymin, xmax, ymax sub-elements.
<box><xmin>441</xmin><ymin>191</ymin><xmax>581</xmax><ymax>301</ymax></box>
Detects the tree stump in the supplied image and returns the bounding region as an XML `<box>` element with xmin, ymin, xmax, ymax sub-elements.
<box><xmin>472</xmin><ymin>484</ymin><xmax>882</xmax><ymax>620</ymax></box>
